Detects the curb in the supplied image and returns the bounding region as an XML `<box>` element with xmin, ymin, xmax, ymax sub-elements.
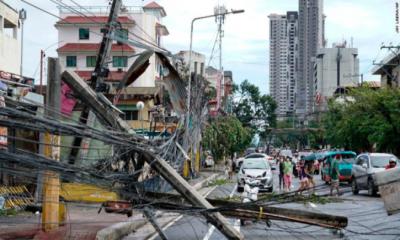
<box><xmin>192</xmin><ymin>173</ymin><xmax>220</xmax><ymax>190</ymax></box>
<box><xmin>95</xmin><ymin>172</ymin><xmax>222</xmax><ymax>240</ymax></box>
<box><xmin>96</xmin><ymin>219</ymin><xmax>147</xmax><ymax>240</ymax></box>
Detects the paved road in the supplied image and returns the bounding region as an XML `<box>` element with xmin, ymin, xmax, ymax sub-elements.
<box><xmin>129</xmin><ymin>170</ymin><xmax>400</xmax><ymax>240</ymax></box>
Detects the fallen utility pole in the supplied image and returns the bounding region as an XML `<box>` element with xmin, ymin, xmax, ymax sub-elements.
<box><xmin>61</xmin><ymin>67</ymin><xmax>243</xmax><ymax>240</ymax></box>
<box><xmin>124</xmin><ymin>191</ymin><xmax>348</xmax><ymax>229</ymax></box>
<box><xmin>68</xmin><ymin>0</ymin><xmax>123</xmax><ymax>165</ymax></box>
<box><xmin>143</xmin><ymin>207</ymin><xmax>169</xmax><ymax>240</ymax></box>
<box><xmin>41</xmin><ymin>58</ymin><xmax>61</xmax><ymax>231</ymax></box>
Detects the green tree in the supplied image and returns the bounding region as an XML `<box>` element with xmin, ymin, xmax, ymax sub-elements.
<box><xmin>323</xmin><ymin>87</ymin><xmax>400</xmax><ymax>155</ymax></box>
<box><xmin>233</xmin><ymin>80</ymin><xmax>277</xmax><ymax>141</ymax></box>
<box><xmin>202</xmin><ymin>116</ymin><xmax>252</xmax><ymax>162</ymax></box>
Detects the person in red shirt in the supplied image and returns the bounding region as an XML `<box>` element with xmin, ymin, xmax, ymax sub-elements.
<box><xmin>385</xmin><ymin>158</ymin><xmax>397</xmax><ymax>170</ymax></box>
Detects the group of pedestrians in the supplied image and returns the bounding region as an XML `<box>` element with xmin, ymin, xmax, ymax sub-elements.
<box><xmin>277</xmin><ymin>155</ymin><xmax>316</xmax><ymax>194</ymax></box>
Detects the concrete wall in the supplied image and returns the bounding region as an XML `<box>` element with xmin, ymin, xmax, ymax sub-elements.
<box><xmin>315</xmin><ymin>47</ymin><xmax>359</xmax><ymax>110</ymax></box>
<box><xmin>0</xmin><ymin>1</ymin><xmax>20</xmax><ymax>74</ymax></box>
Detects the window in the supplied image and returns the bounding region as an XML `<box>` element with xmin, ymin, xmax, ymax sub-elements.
<box><xmin>79</xmin><ymin>28</ymin><xmax>90</xmax><ymax>40</ymax></box>
<box><xmin>112</xmin><ymin>56</ymin><xmax>128</xmax><ymax>67</ymax></box>
<box><xmin>66</xmin><ymin>56</ymin><xmax>77</xmax><ymax>67</ymax></box>
<box><xmin>123</xmin><ymin>110</ymin><xmax>138</xmax><ymax>120</ymax></box>
<box><xmin>86</xmin><ymin>56</ymin><xmax>97</xmax><ymax>67</ymax></box>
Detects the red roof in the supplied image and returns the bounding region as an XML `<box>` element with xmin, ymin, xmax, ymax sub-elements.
<box><xmin>144</xmin><ymin>1</ymin><xmax>163</xmax><ymax>9</ymax></box>
<box><xmin>56</xmin><ymin>16</ymin><xmax>134</xmax><ymax>25</ymax></box>
<box><xmin>143</xmin><ymin>1</ymin><xmax>166</xmax><ymax>17</ymax></box>
<box><xmin>75</xmin><ymin>70</ymin><xmax>126</xmax><ymax>82</ymax></box>
<box><xmin>57</xmin><ymin>43</ymin><xmax>134</xmax><ymax>53</ymax></box>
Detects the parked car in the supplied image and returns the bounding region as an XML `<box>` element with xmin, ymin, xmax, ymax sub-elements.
<box><xmin>351</xmin><ymin>153</ymin><xmax>399</xmax><ymax>196</ymax></box>
<box><xmin>204</xmin><ymin>156</ymin><xmax>215</xmax><ymax>168</ymax></box>
<box><xmin>245</xmin><ymin>153</ymin><xmax>276</xmax><ymax>170</ymax></box>
<box><xmin>237</xmin><ymin>158</ymin><xmax>273</xmax><ymax>192</ymax></box>
<box><xmin>321</xmin><ymin>151</ymin><xmax>356</xmax><ymax>183</ymax></box>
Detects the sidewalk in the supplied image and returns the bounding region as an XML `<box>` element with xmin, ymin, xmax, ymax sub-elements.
<box><xmin>0</xmin><ymin>203</ymin><xmax>141</xmax><ymax>240</ymax></box>
<box><xmin>0</xmin><ymin>171</ymin><xmax>222</xmax><ymax>240</ymax></box>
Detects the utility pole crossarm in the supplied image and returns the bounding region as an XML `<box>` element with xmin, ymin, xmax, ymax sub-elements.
<box><xmin>90</xmin><ymin>0</ymin><xmax>123</xmax><ymax>89</ymax></box>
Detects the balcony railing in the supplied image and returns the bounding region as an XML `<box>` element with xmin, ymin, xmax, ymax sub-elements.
<box><xmin>58</xmin><ymin>5</ymin><xmax>143</xmax><ymax>15</ymax></box>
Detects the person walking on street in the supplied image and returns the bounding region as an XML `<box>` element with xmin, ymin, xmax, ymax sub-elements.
<box><xmin>278</xmin><ymin>157</ymin><xmax>284</xmax><ymax>191</ymax></box>
<box><xmin>305</xmin><ymin>161</ymin><xmax>315</xmax><ymax>194</ymax></box>
<box><xmin>297</xmin><ymin>159</ymin><xmax>309</xmax><ymax>195</ymax></box>
<box><xmin>330</xmin><ymin>154</ymin><xmax>341</xmax><ymax>196</ymax></box>
<box><xmin>225</xmin><ymin>158</ymin><xmax>233</xmax><ymax>180</ymax></box>
<box><xmin>283</xmin><ymin>157</ymin><xmax>293</xmax><ymax>192</ymax></box>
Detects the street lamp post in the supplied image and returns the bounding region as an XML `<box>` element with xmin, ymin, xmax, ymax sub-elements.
<box><xmin>19</xmin><ymin>9</ymin><xmax>27</xmax><ymax>76</ymax></box>
<box><xmin>186</xmin><ymin>9</ymin><xmax>244</xmax><ymax>131</ymax></box>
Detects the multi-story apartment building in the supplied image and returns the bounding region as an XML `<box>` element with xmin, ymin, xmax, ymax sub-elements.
<box><xmin>269</xmin><ymin>14</ymin><xmax>288</xmax><ymax>117</ymax></box>
<box><xmin>268</xmin><ymin>12</ymin><xmax>298</xmax><ymax>118</ymax></box>
<box><xmin>296</xmin><ymin>0</ymin><xmax>325</xmax><ymax>116</ymax></box>
<box><xmin>0</xmin><ymin>0</ymin><xmax>21</xmax><ymax>75</ymax></box>
<box><xmin>55</xmin><ymin>2</ymin><xmax>169</xmax><ymax>129</ymax></box>
<box><xmin>286</xmin><ymin>12</ymin><xmax>298</xmax><ymax>116</ymax></box>
<box><xmin>314</xmin><ymin>44</ymin><xmax>359</xmax><ymax>111</ymax></box>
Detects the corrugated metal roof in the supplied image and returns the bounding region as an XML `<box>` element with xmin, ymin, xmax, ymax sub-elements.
<box><xmin>143</xmin><ymin>1</ymin><xmax>166</xmax><ymax>17</ymax></box>
<box><xmin>57</xmin><ymin>43</ymin><xmax>134</xmax><ymax>53</ymax></box>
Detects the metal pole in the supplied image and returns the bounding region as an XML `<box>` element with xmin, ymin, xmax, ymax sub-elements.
<box><xmin>40</xmin><ymin>50</ymin><xmax>44</xmax><ymax>95</ymax></box>
<box><xmin>20</xmin><ymin>21</ymin><xmax>24</xmax><ymax>76</ymax></box>
<box><xmin>186</xmin><ymin>10</ymin><xmax>244</xmax><ymax>130</ymax></box>
<box><xmin>186</xmin><ymin>20</ymin><xmax>194</xmax><ymax>132</ymax></box>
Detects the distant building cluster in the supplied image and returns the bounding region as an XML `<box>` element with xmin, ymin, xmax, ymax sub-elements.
<box><xmin>269</xmin><ymin>0</ymin><xmax>360</xmax><ymax>120</ymax></box>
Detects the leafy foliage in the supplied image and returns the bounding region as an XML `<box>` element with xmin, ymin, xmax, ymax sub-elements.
<box><xmin>323</xmin><ymin>87</ymin><xmax>400</xmax><ymax>156</ymax></box>
<box><xmin>202</xmin><ymin>116</ymin><xmax>252</xmax><ymax>162</ymax></box>
<box><xmin>232</xmin><ymin>80</ymin><xmax>277</xmax><ymax>140</ymax></box>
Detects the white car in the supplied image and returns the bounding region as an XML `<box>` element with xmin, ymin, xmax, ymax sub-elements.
<box><xmin>245</xmin><ymin>153</ymin><xmax>276</xmax><ymax>170</ymax></box>
<box><xmin>204</xmin><ymin>156</ymin><xmax>215</xmax><ymax>168</ymax></box>
<box><xmin>237</xmin><ymin>158</ymin><xmax>273</xmax><ymax>192</ymax></box>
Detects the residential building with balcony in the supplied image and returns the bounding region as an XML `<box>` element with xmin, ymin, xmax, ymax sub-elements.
<box><xmin>55</xmin><ymin>1</ymin><xmax>169</xmax><ymax>130</ymax></box>
<box><xmin>269</xmin><ymin>12</ymin><xmax>298</xmax><ymax>119</ymax></box>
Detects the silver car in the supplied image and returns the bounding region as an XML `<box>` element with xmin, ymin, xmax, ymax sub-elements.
<box><xmin>352</xmin><ymin>153</ymin><xmax>399</xmax><ymax>196</ymax></box>
<box><xmin>237</xmin><ymin>158</ymin><xmax>273</xmax><ymax>192</ymax></box>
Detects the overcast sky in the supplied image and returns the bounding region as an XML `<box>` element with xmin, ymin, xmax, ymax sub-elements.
<box><xmin>4</xmin><ymin>0</ymin><xmax>399</xmax><ymax>94</ymax></box>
